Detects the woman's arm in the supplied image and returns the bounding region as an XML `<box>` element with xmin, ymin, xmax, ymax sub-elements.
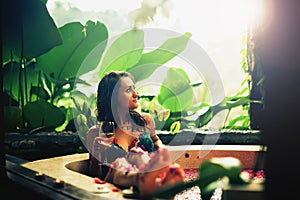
<box><xmin>85</xmin><ymin>125</ymin><xmax>99</xmax><ymax>153</ymax></box>
<box><xmin>141</xmin><ymin>112</ymin><xmax>164</xmax><ymax>150</ymax></box>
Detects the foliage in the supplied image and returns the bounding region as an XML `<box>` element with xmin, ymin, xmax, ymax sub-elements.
<box><xmin>138</xmin><ymin>72</ymin><xmax>262</xmax><ymax>133</ymax></box>
<box><xmin>35</xmin><ymin>21</ymin><xmax>108</xmax><ymax>87</ymax></box>
<box><xmin>97</xmin><ymin>29</ymin><xmax>192</xmax><ymax>81</ymax></box>
<box><xmin>2</xmin><ymin>0</ymin><xmax>108</xmax><ymax>132</ymax></box>
<box><xmin>128</xmin><ymin>31</ymin><xmax>192</xmax><ymax>82</ymax></box>
<box><xmin>72</xmin><ymin>29</ymin><xmax>192</xmax><ymax>140</ymax></box>
<box><xmin>71</xmin><ymin>91</ymin><xmax>97</xmax><ymax>142</ymax></box>
<box><xmin>3</xmin><ymin>19</ymin><xmax>108</xmax><ymax>132</ymax></box>
<box><xmin>2</xmin><ymin>0</ymin><xmax>62</xmax><ymax>60</ymax></box>
<box><xmin>2</xmin><ymin>0</ymin><xmax>263</xmax><ymax>134</ymax></box>
<box><xmin>3</xmin><ymin>0</ymin><xmax>63</xmax><ymax>132</ymax></box>
<box><xmin>138</xmin><ymin>33</ymin><xmax>263</xmax><ymax>132</ymax></box>
<box><xmin>2</xmin><ymin>0</ymin><xmax>192</xmax><ymax>134</ymax></box>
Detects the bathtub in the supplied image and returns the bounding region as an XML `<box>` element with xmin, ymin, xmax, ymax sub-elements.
<box><xmin>6</xmin><ymin>144</ymin><xmax>266</xmax><ymax>199</ymax></box>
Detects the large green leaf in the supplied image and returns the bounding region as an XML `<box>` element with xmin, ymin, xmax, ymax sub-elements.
<box><xmin>36</xmin><ymin>20</ymin><xmax>108</xmax><ymax>80</ymax></box>
<box><xmin>199</xmin><ymin>157</ymin><xmax>245</xmax><ymax>188</ymax></box>
<box><xmin>30</xmin><ymin>86</ymin><xmax>50</xmax><ymax>101</ymax></box>
<box><xmin>225</xmin><ymin>96</ymin><xmax>252</xmax><ymax>109</ymax></box>
<box><xmin>99</xmin><ymin>29</ymin><xmax>144</xmax><ymax>78</ymax></box>
<box><xmin>24</xmin><ymin>99</ymin><xmax>66</xmax><ymax>129</ymax></box>
<box><xmin>2</xmin><ymin>44</ymin><xmax>17</xmax><ymax>64</ymax></box>
<box><xmin>157</xmin><ymin>67</ymin><xmax>193</xmax><ymax>112</ymax></box>
<box><xmin>129</xmin><ymin>32</ymin><xmax>191</xmax><ymax>82</ymax></box>
<box><xmin>196</xmin><ymin>105</ymin><xmax>213</xmax><ymax>128</ymax></box>
<box><xmin>3</xmin><ymin>61</ymin><xmax>39</xmax><ymax>102</ymax></box>
<box><xmin>160</xmin><ymin>89</ymin><xmax>193</xmax><ymax>112</ymax></box>
<box><xmin>2</xmin><ymin>0</ymin><xmax>62</xmax><ymax>59</ymax></box>
<box><xmin>4</xmin><ymin>106</ymin><xmax>22</xmax><ymax>131</ymax></box>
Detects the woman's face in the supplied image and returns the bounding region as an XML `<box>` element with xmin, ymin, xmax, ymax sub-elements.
<box><xmin>117</xmin><ymin>77</ymin><xmax>139</xmax><ymax>110</ymax></box>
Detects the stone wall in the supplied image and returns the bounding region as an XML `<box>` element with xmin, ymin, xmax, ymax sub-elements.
<box><xmin>5</xmin><ymin>129</ymin><xmax>263</xmax><ymax>161</ymax></box>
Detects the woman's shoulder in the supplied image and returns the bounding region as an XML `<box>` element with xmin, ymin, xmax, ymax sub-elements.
<box><xmin>140</xmin><ymin>112</ymin><xmax>154</xmax><ymax>122</ymax></box>
<box><xmin>140</xmin><ymin>112</ymin><xmax>155</xmax><ymax>131</ymax></box>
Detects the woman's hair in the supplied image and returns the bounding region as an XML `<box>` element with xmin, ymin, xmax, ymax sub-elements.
<box><xmin>96</xmin><ymin>71</ymin><xmax>146</xmax><ymax>133</ymax></box>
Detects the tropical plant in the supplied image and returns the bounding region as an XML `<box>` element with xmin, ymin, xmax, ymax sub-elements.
<box><xmin>34</xmin><ymin>20</ymin><xmax>108</xmax><ymax>131</ymax></box>
<box><xmin>137</xmin><ymin>34</ymin><xmax>264</xmax><ymax>133</ymax></box>
<box><xmin>3</xmin><ymin>0</ymin><xmax>63</xmax><ymax>132</ymax></box>
<box><xmin>3</xmin><ymin>18</ymin><xmax>108</xmax><ymax>132</ymax></box>
<box><xmin>137</xmin><ymin>68</ymin><xmax>262</xmax><ymax>133</ymax></box>
<box><xmin>2</xmin><ymin>0</ymin><xmax>263</xmax><ymax>135</ymax></box>
<box><xmin>70</xmin><ymin>29</ymin><xmax>193</xmax><ymax>142</ymax></box>
<box><xmin>2</xmin><ymin>0</ymin><xmax>193</xmax><ymax>134</ymax></box>
<box><xmin>97</xmin><ymin>29</ymin><xmax>192</xmax><ymax>81</ymax></box>
<box><xmin>70</xmin><ymin>91</ymin><xmax>97</xmax><ymax>142</ymax></box>
<box><xmin>2</xmin><ymin>0</ymin><xmax>108</xmax><ymax>133</ymax></box>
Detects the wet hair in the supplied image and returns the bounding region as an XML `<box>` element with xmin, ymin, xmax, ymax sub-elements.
<box><xmin>96</xmin><ymin>71</ymin><xmax>146</xmax><ymax>133</ymax></box>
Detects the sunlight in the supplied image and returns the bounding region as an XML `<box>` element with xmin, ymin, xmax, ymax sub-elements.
<box><xmin>47</xmin><ymin>0</ymin><xmax>141</xmax><ymax>12</ymax></box>
<box><xmin>47</xmin><ymin>0</ymin><xmax>265</xmax><ymax>46</ymax></box>
<box><xmin>169</xmin><ymin>0</ymin><xmax>264</xmax><ymax>44</ymax></box>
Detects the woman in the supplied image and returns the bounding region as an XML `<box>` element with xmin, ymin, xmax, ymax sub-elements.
<box><xmin>86</xmin><ymin>71</ymin><xmax>185</xmax><ymax>199</ymax></box>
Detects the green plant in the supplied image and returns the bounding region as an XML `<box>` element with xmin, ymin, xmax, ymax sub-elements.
<box><xmin>3</xmin><ymin>0</ymin><xmax>263</xmax><ymax>134</ymax></box>
<box><xmin>137</xmin><ymin>33</ymin><xmax>264</xmax><ymax>132</ymax></box>
<box><xmin>97</xmin><ymin>29</ymin><xmax>192</xmax><ymax>81</ymax></box>
<box><xmin>71</xmin><ymin>91</ymin><xmax>97</xmax><ymax>143</ymax></box>
<box><xmin>3</xmin><ymin>20</ymin><xmax>108</xmax><ymax>132</ymax></box>
<box><xmin>2</xmin><ymin>0</ymin><xmax>192</xmax><ymax>133</ymax></box>
<box><xmin>34</xmin><ymin>20</ymin><xmax>108</xmax><ymax>131</ymax></box>
<box><xmin>2</xmin><ymin>0</ymin><xmax>109</xmax><ymax>132</ymax></box>
<box><xmin>70</xmin><ymin>29</ymin><xmax>192</xmax><ymax>136</ymax></box>
<box><xmin>137</xmin><ymin>67</ymin><xmax>262</xmax><ymax>133</ymax></box>
<box><xmin>3</xmin><ymin>0</ymin><xmax>63</xmax><ymax>132</ymax></box>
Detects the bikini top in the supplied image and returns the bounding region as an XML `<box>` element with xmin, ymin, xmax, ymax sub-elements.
<box><xmin>133</xmin><ymin>132</ymin><xmax>155</xmax><ymax>152</ymax></box>
<box><xmin>99</xmin><ymin>132</ymin><xmax>155</xmax><ymax>166</ymax></box>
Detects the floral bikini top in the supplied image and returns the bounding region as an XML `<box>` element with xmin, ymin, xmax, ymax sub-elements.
<box><xmin>111</xmin><ymin>132</ymin><xmax>154</xmax><ymax>151</ymax></box>
<box><xmin>99</xmin><ymin>132</ymin><xmax>155</xmax><ymax>166</ymax></box>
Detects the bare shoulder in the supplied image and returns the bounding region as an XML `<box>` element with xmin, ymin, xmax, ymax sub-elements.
<box><xmin>140</xmin><ymin>112</ymin><xmax>154</xmax><ymax>123</ymax></box>
<box><xmin>140</xmin><ymin>112</ymin><xmax>156</xmax><ymax>131</ymax></box>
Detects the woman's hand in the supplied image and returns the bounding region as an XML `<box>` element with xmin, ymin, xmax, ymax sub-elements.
<box><xmin>91</xmin><ymin>134</ymin><xmax>113</xmax><ymax>157</ymax></box>
<box><xmin>162</xmin><ymin>163</ymin><xmax>185</xmax><ymax>186</ymax></box>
